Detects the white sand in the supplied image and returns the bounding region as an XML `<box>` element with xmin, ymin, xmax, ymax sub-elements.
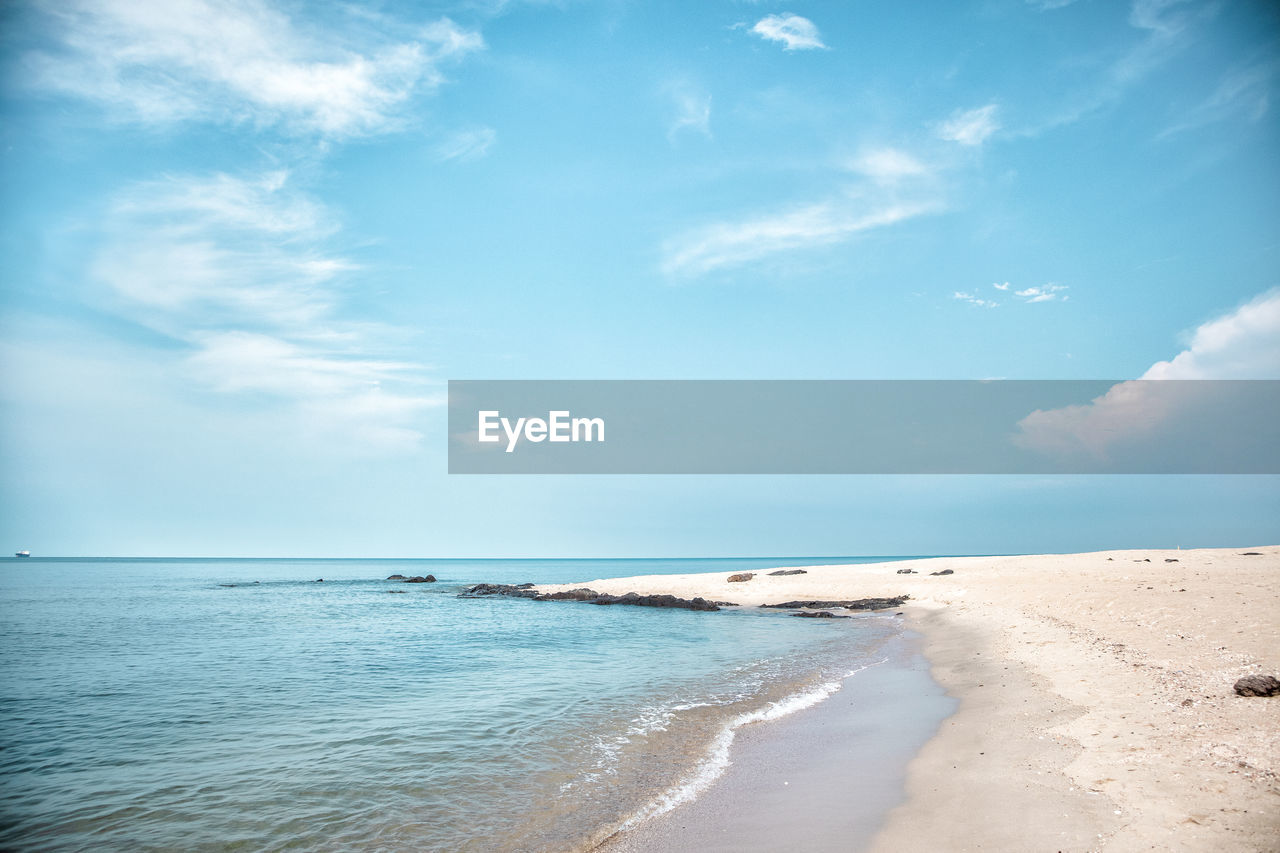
<box><xmin>543</xmin><ymin>547</ymin><xmax>1280</xmax><ymax>851</ymax></box>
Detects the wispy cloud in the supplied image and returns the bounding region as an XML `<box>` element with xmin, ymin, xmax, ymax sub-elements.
<box><xmin>850</xmin><ymin>148</ymin><xmax>930</xmax><ymax>184</ymax></box>
<box><xmin>436</xmin><ymin>126</ymin><xmax>497</xmax><ymax>161</ymax></box>
<box><xmin>89</xmin><ymin>171</ymin><xmax>438</xmax><ymax>450</ymax></box>
<box><xmin>954</xmin><ymin>282</ymin><xmax>1069</xmax><ymax>307</ymax></box>
<box><xmin>666</xmin><ymin>82</ymin><xmax>712</xmax><ymax>142</ymax></box>
<box><xmin>936</xmin><ymin>104</ymin><xmax>1000</xmax><ymax>146</ymax></box>
<box><xmin>22</xmin><ymin>0</ymin><xmax>484</xmax><ymax>138</ymax></box>
<box><xmin>750</xmin><ymin>14</ymin><xmax>827</xmax><ymax>51</ymax></box>
<box><xmin>1159</xmin><ymin>58</ymin><xmax>1275</xmax><ymax>137</ymax></box>
<box><xmin>1014</xmin><ymin>283</ymin><xmax>1069</xmax><ymax>303</ymax></box>
<box><xmin>953</xmin><ymin>291</ymin><xmax>998</xmax><ymax>308</ymax></box>
<box><xmin>663</xmin><ymin>198</ymin><xmax>936</xmax><ymax>277</ymax></box>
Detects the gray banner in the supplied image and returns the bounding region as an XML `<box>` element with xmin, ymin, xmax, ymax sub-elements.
<box><xmin>447</xmin><ymin>380</ymin><xmax>1280</xmax><ymax>474</ymax></box>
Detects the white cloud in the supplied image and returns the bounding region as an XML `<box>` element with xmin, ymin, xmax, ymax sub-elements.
<box><xmin>954</xmin><ymin>282</ymin><xmax>1068</xmax><ymax>307</ymax></box>
<box><xmin>1014</xmin><ymin>283</ymin><xmax>1069</xmax><ymax>303</ymax></box>
<box><xmin>22</xmin><ymin>0</ymin><xmax>484</xmax><ymax>138</ymax></box>
<box><xmin>750</xmin><ymin>14</ymin><xmax>827</xmax><ymax>51</ymax></box>
<box><xmin>851</xmin><ymin>148</ymin><xmax>929</xmax><ymax>184</ymax></box>
<box><xmin>436</xmin><ymin>126</ymin><xmax>497</xmax><ymax>162</ymax></box>
<box><xmin>1141</xmin><ymin>289</ymin><xmax>1280</xmax><ymax>380</ymax></box>
<box><xmin>663</xmin><ymin>199</ymin><xmax>936</xmax><ymax>277</ymax></box>
<box><xmin>1013</xmin><ymin>290</ymin><xmax>1280</xmax><ymax>460</ymax></box>
<box><xmin>937</xmin><ymin>104</ymin><xmax>1000</xmax><ymax>146</ymax></box>
<box><xmin>666</xmin><ymin>84</ymin><xmax>712</xmax><ymax>141</ymax></box>
<box><xmin>89</xmin><ymin>171</ymin><xmax>438</xmax><ymax>451</ymax></box>
<box><xmin>953</xmin><ymin>291</ymin><xmax>998</xmax><ymax>308</ymax></box>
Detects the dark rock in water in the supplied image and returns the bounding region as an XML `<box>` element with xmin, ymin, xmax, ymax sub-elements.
<box><xmin>792</xmin><ymin>611</ymin><xmax>850</xmax><ymax>619</ymax></box>
<box><xmin>929</xmin><ymin>569</ymin><xmax>954</xmax><ymax>576</ymax></box>
<box><xmin>387</xmin><ymin>574</ymin><xmax>407</xmax><ymax>580</ymax></box>
<box><xmin>762</xmin><ymin>595</ymin><xmax>909</xmax><ymax>611</ymax></box>
<box><xmin>387</xmin><ymin>589</ymin><xmax>406</xmax><ymax>594</ymax></box>
<box><xmin>405</xmin><ymin>575</ymin><xmax>436</xmax><ymax>583</ymax></box>
<box><xmin>727</xmin><ymin>572</ymin><xmax>755</xmax><ymax>583</ymax></box>
<box><xmin>1233</xmin><ymin>675</ymin><xmax>1280</xmax><ymax>697</ymax></box>
<box><xmin>315</xmin><ymin>578</ymin><xmax>324</xmax><ymax>582</ymax></box>
<box><xmin>218</xmin><ymin>583</ymin><xmax>237</xmax><ymax>588</ymax></box>
<box><xmin>459</xmin><ymin>584</ymin><xmax>721</xmax><ymax>611</ymax></box>
<box><xmin>767</xmin><ymin>569</ymin><xmax>808</xmax><ymax>576</ymax></box>
<box><xmin>537</xmin><ymin>588</ymin><xmax>600</xmax><ymax>601</ymax></box>
<box><xmin>590</xmin><ymin>592</ymin><xmax>720</xmax><ymax>611</ymax></box>
<box><xmin>1164</xmin><ymin>559</ymin><xmax>1179</xmax><ymax>563</ymax></box>
<box><xmin>844</xmin><ymin>596</ymin><xmax>910</xmax><ymax>611</ymax></box>
<box><xmin>459</xmin><ymin>583</ymin><xmax>539</xmax><ymax>599</ymax></box>
<box><xmin>896</xmin><ymin>569</ymin><xmax>916</xmax><ymax>574</ymax></box>
<box><xmin>1240</xmin><ymin>552</ymin><xmax>1263</xmax><ymax>556</ymax></box>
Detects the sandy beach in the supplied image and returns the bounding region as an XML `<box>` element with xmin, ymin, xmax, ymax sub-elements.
<box><xmin>539</xmin><ymin>547</ymin><xmax>1280</xmax><ymax>852</ymax></box>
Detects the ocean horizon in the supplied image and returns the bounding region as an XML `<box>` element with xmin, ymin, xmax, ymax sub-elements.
<box><xmin>0</xmin><ymin>555</ymin><xmax>946</xmax><ymax>852</ymax></box>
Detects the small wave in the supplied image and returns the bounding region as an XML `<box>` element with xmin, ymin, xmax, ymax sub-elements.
<box><xmin>612</xmin><ymin>657</ymin><xmax>888</xmax><ymax>834</ymax></box>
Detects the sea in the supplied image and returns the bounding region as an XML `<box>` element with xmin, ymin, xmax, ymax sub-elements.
<box><xmin>0</xmin><ymin>556</ymin><xmax>943</xmax><ymax>852</ymax></box>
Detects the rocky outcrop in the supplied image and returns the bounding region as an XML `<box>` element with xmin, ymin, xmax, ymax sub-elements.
<box><xmin>459</xmin><ymin>584</ymin><xmax>725</xmax><ymax>611</ymax></box>
<box><xmin>1233</xmin><ymin>675</ymin><xmax>1280</xmax><ymax>697</ymax></box>
<box><xmin>727</xmin><ymin>573</ymin><xmax>755</xmax><ymax>583</ymax></box>
<box><xmin>459</xmin><ymin>583</ymin><xmax>539</xmax><ymax>599</ymax></box>
<box><xmin>387</xmin><ymin>574</ymin><xmax>407</xmax><ymax>580</ymax></box>
<box><xmin>761</xmin><ymin>595</ymin><xmax>909</xmax><ymax>611</ymax></box>
<box><xmin>767</xmin><ymin>569</ymin><xmax>808</xmax><ymax>576</ymax></box>
<box><xmin>792</xmin><ymin>611</ymin><xmax>850</xmax><ymax>619</ymax></box>
<box><xmin>405</xmin><ymin>575</ymin><xmax>436</xmax><ymax>583</ymax></box>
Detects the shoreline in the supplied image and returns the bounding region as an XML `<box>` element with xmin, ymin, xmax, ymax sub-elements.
<box><xmin>539</xmin><ymin>546</ymin><xmax>1280</xmax><ymax>851</ymax></box>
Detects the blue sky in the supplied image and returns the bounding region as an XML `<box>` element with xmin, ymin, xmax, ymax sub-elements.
<box><xmin>1</xmin><ymin>0</ymin><xmax>1278</xmax><ymax>557</ymax></box>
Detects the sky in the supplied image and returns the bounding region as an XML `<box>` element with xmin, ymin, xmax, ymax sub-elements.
<box><xmin>1</xmin><ymin>0</ymin><xmax>1278</xmax><ymax>557</ymax></box>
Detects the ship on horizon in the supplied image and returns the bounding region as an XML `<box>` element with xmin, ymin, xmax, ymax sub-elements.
<box><xmin>15</xmin><ymin>550</ymin><xmax>30</xmax><ymax>558</ymax></box>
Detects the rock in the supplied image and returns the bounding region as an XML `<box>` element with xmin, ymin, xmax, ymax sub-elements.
<box><xmin>386</xmin><ymin>574</ymin><xmax>407</xmax><ymax>580</ymax></box>
<box><xmin>762</xmin><ymin>595</ymin><xmax>909</xmax><ymax>611</ymax></box>
<box><xmin>458</xmin><ymin>583</ymin><xmax>539</xmax><ymax>599</ymax></box>
<box><xmin>387</xmin><ymin>590</ymin><xmax>406</xmax><ymax>594</ymax></box>
<box><xmin>929</xmin><ymin>569</ymin><xmax>954</xmax><ymax>576</ymax></box>
<box><xmin>218</xmin><ymin>583</ymin><xmax>237</xmax><ymax>587</ymax></box>
<box><xmin>1107</xmin><ymin>557</ymin><xmax>1113</xmax><ymax>561</ymax></box>
<box><xmin>896</xmin><ymin>569</ymin><xmax>916</xmax><ymax>574</ymax></box>
<box><xmin>315</xmin><ymin>578</ymin><xmax>324</xmax><ymax>582</ymax></box>
<box><xmin>792</xmin><ymin>611</ymin><xmax>850</xmax><ymax>619</ymax></box>
<box><xmin>405</xmin><ymin>575</ymin><xmax>436</xmax><ymax>583</ymax></box>
<box><xmin>1240</xmin><ymin>552</ymin><xmax>1263</xmax><ymax>556</ymax></box>
<box><xmin>590</xmin><ymin>592</ymin><xmax>720</xmax><ymax>611</ymax></box>
<box><xmin>767</xmin><ymin>569</ymin><xmax>808</xmax><ymax>576</ymax></box>
<box><xmin>1164</xmin><ymin>559</ymin><xmax>1179</xmax><ymax>563</ymax></box>
<box><xmin>727</xmin><ymin>573</ymin><xmax>755</xmax><ymax>583</ymax></box>
<box><xmin>459</xmin><ymin>583</ymin><xmax>721</xmax><ymax>611</ymax></box>
<box><xmin>537</xmin><ymin>588</ymin><xmax>600</xmax><ymax>601</ymax></box>
<box><xmin>1233</xmin><ymin>675</ymin><xmax>1280</xmax><ymax>697</ymax></box>
<box><xmin>1133</xmin><ymin>559</ymin><xmax>1150</xmax><ymax>562</ymax></box>
<box><xmin>844</xmin><ymin>596</ymin><xmax>910</xmax><ymax>611</ymax></box>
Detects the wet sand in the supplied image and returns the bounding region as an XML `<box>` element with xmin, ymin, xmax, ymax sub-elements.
<box><xmin>549</xmin><ymin>547</ymin><xmax>1280</xmax><ymax>852</ymax></box>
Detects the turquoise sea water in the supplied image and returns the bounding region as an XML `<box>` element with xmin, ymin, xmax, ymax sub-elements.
<box><xmin>0</xmin><ymin>557</ymin><xmax>926</xmax><ymax>852</ymax></box>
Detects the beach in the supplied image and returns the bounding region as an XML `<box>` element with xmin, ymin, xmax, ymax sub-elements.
<box><xmin>538</xmin><ymin>547</ymin><xmax>1280</xmax><ymax>851</ymax></box>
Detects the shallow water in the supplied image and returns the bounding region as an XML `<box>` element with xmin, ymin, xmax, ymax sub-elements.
<box><xmin>0</xmin><ymin>557</ymin><xmax>922</xmax><ymax>852</ymax></box>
